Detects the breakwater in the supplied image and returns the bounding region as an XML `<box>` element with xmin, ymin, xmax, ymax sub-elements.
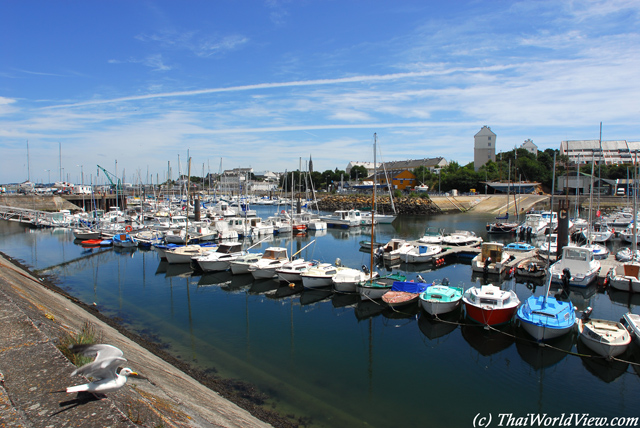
<box><xmin>316</xmin><ymin>194</ymin><xmax>440</xmax><ymax>215</ymax></box>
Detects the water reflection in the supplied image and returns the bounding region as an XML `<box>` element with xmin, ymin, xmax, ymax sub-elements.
<box><xmin>418</xmin><ymin>309</ymin><xmax>461</xmax><ymax>341</ymax></box>
<box><xmin>577</xmin><ymin>341</ymin><xmax>630</xmax><ymax>383</ymax></box>
<box><xmin>461</xmin><ymin>323</ymin><xmax>515</xmax><ymax>357</ymax></box>
<box><xmin>516</xmin><ymin>332</ymin><xmax>574</xmax><ymax>370</ymax></box>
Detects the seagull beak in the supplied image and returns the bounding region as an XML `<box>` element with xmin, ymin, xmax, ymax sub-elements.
<box><xmin>131</xmin><ymin>372</ymin><xmax>139</xmax><ymax>376</ymax></box>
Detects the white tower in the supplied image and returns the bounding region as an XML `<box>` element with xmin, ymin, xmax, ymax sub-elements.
<box><xmin>474</xmin><ymin>126</ymin><xmax>496</xmax><ymax>171</ymax></box>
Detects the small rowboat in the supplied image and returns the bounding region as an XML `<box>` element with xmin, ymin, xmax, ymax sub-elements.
<box><xmin>81</xmin><ymin>239</ymin><xmax>103</xmax><ymax>247</ymax></box>
<box><xmin>382</xmin><ymin>281</ymin><xmax>430</xmax><ymax>308</ymax></box>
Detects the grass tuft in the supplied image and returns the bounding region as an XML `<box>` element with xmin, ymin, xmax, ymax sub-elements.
<box><xmin>57</xmin><ymin>322</ymin><xmax>103</xmax><ymax>367</ymax></box>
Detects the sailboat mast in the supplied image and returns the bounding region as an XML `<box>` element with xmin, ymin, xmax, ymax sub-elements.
<box><xmin>370</xmin><ymin>133</ymin><xmax>376</xmax><ymax>279</ymax></box>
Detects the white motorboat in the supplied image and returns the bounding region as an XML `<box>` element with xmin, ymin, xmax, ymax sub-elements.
<box><xmin>402</xmin><ymin>243</ymin><xmax>442</xmax><ymax>263</ymax></box>
<box><xmin>462</xmin><ymin>284</ymin><xmax>520</xmax><ymax>326</ymax></box>
<box><xmin>320</xmin><ymin>209</ymin><xmax>367</xmax><ymax>228</ymax></box>
<box><xmin>471</xmin><ymin>242</ymin><xmax>512</xmax><ymax>275</ymax></box>
<box><xmin>418</xmin><ymin>227</ymin><xmax>444</xmax><ymax>244</ymax></box>
<box><xmin>442</xmin><ymin>230</ymin><xmax>482</xmax><ymax>247</ymax></box>
<box><xmin>607</xmin><ymin>262</ymin><xmax>640</xmax><ymax>293</ymax></box>
<box><xmin>577</xmin><ymin>315</ymin><xmax>631</xmax><ymax>359</ymax></box>
<box><xmin>301</xmin><ymin>263</ymin><xmax>344</xmax><ymax>289</ymax></box>
<box><xmin>517</xmin><ymin>213</ymin><xmax>549</xmax><ymax>237</ymax></box>
<box><xmin>621</xmin><ymin>312</ymin><xmax>640</xmax><ymax>346</ymax></box>
<box><xmin>276</xmin><ymin>258</ymin><xmax>316</xmax><ymax>283</ymax></box>
<box><xmin>229</xmin><ymin>252</ymin><xmax>264</xmax><ymax>275</ymax></box>
<box><xmin>193</xmin><ymin>242</ymin><xmax>244</xmax><ymax>272</ymax></box>
<box><xmin>248</xmin><ymin>247</ymin><xmax>289</xmax><ymax>279</ymax></box>
<box><xmin>549</xmin><ymin>245</ymin><xmax>600</xmax><ymax>287</ymax></box>
<box><xmin>332</xmin><ymin>266</ymin><xmax>378</xmax><ymax>293</ymax></box>
<box><xmin>165</xmin><ymin>244</ymin><xmax>216</xmax><ymax>264</ymax></box>
<box><xmin>377</xmin><ymin>238</ymin><xmax>414</xmax><ymax>261</ymax></box>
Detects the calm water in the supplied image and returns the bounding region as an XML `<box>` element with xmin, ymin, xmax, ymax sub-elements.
<box><xmin>1</xmin><ymin>208</ymin><xmax>639</xmax><ymax>428</ymax></box>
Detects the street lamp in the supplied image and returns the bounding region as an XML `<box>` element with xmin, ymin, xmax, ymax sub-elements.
<box><xmin>77</xmin><ymin>164</ymin><xmax>84</xmax><ymax>185</ymax></box>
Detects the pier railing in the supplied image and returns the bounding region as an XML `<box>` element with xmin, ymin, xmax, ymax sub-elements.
<box><xmin>0</xmin><ymin>205</ymin><xmax>71</xmax><ymax>228</ymax></box>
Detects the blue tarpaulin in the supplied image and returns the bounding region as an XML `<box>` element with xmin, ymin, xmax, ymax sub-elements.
<box><xmin>391</xmin><ymin>281</ymin><xmax>430</xmax><ymax>293</ymax></box>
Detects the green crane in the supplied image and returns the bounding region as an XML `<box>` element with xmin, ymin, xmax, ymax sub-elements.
<box><xmin>96</xmin><ymin>165</ymin><xmax>122</xmax><ymax>191</ymax></box>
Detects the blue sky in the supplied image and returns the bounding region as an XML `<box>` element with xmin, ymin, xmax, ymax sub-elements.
<box><xmin>1</xmin><ymin>0</ymin><xmax>639</xmax><ymax>185</ymax></box>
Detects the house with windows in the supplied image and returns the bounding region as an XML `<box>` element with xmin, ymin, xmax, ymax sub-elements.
<box><xmin>367</xmin><ymin>169</ymin><xmax>417</xmax><ymax>191</ymax></box>
<box><xmin>474</xmin><ymin>126</ymin><xmax>496</xmax><ymax>171</ymax></box>
<box><xmin>521</xmin><ymin>139</ymin><xmax>538</xmax><ymax>156</ymax></box>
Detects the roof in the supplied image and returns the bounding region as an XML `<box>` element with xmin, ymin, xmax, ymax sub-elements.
<box><xmin>382</xmin><ymin>157</ymin><xmax>447</xmax><ymax>170</ymax></box>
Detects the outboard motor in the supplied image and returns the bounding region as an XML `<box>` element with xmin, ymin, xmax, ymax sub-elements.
<box><xmin>335</xmin><ymin>258</ymin><xmax>342</xmax><ymax>267</ymax></box>
<box><xmin>518</xmin><ymin>226</ymin><xmax>525</xmax><ymax>241</ymax></box>
<box><xmin>483</xmin><ymin>257</ymin><xmax>492</xmax><ymax>274</ymax></box>
<box><xmin>582</xmin><ymin>306</ymin><xmax>593</xmax><ymax>321</ymax></box>
<box><xmin>526</xmin><ymin>226</ymin><xmax>532</xmax><ymax>240</ymax></box>
<box><xmin>561</xmin><ymin>268</ymin><xmax>571</xmax><ymax>292</ymax></box>
<box><xmin>417</xmin><ymin>274</ymin><xmax>425</xmax><ymax>283</ymax></box>
<box><xmin>361</xmin><ymin>264</ymin><xmax>370</xmax><ymax>275</ymax></box>
<box><xmin>441</xmin><ymin>277</ymin><xmax>450</xmax><ymax>286</ymax></box>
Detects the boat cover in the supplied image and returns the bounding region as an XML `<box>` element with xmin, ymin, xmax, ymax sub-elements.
<box><xmin>391</xmin><ymin>281</ymin><xmax>430</xmax><ymax>294</ymax></box>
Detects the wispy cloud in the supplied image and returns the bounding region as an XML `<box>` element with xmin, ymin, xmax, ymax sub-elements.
<box><xmin>135</xmin><ymin>29</ymin><xmax>249</xmax><ymax>58</ymax></box>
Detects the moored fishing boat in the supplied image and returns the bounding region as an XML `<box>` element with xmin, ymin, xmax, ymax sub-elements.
<box><xmin>165</xmin><ymin>244</ymin><xmax>216</xmax><ymax>264</ymax></box>
<box><xmin>332</xmin><ymin>265</ymin><xmax>378</xmax><ymax>293</ymax></box>
<box><xmin>193</xmin><ymin>242</ymin><xmax>244</xmax><ymax>272</ymax></box>
<box><xmin>300</xmin><ymin>263</ymin><xmax>344</xmax><ymax>289</ymax></box>
<box><xmin>549</xmin><ymin>245</ymin><xmax>600</xmax><ymax>287</ymax></box>
<box><xmin>621</xmin><ymin>312</ymin><xmax>640</xmax><ymax>345</ymax></box>
<box><xmin>470</xmin><ymin>242</ymin><xmax>512</xmax><ymax>275</ymax></box>
<box><xmin>248</xmin><ymin>246</ymin><xmax>289</xmax><ymax>279</ymax></box>
<box><xmin>516</xmin><ymin>277</ymin><xmax>576</xmax><ymax>342</ymax></box>
<box><xmin>358</xmin><ymin>273</ymin><xmax>407</xmax><ymax>301</ymax></box>
<box><xmin>607</xmin><ymin>262</ymin><xmax>640</xmax><ymax>293</ymax></box>
<box><xmin>577</xmin><ymin>312</ymin><xmax>631</xmax><ymax>359</ymax></box>
<box><xmin>462</xmin><ymin>284</ymin><xmax>520</xmax><ymax>326</ymax></box>
<box><xmin>419</xmin><ymin>281</ymin><xmax>463</xmax><ymax>316</ymax></box>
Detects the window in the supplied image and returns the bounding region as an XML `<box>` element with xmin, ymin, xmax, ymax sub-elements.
<box><xmin>488</xmin><ymin>136</ymin><xmax>492</xmax><ymax>141</ymax></box>
<box><xmin>488</xmin><ymin>142</ymin><xmax>491</xmax><ymax>147</ymax></box>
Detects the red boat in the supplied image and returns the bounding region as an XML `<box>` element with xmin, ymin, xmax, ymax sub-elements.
<box><xmin>462</xmin><ymin>284</ymin><xmax>520</xmax><ymax>325</ymax></box>
<box><xmin>81</xmin><ymin>239</ymin><xmax>103</xmax><ymax>247</ymax></box>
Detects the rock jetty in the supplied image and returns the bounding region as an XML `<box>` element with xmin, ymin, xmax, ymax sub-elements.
<box><xmin>316</xmin><ymin>194</ymin><xmax>440</xmax><ymax>215</ymax></box>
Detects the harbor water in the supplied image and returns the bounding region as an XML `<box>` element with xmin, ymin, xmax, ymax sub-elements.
<box><xmin>1</xmin><ymin>208</ymin><xmax>639</xmax><ymax>428</ymax></box>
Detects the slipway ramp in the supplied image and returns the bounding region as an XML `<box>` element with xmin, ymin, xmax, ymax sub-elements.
<box><xmin>429</xmin><ymin>195</ymin><xmax>549</xmax><ymax>213</ymax></box>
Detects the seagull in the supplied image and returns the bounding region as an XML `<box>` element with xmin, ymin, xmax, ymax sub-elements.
<box><xmin>66</xmin><ymin>344</ymin><xmax>138</xmax><ymax>395</ymax></box>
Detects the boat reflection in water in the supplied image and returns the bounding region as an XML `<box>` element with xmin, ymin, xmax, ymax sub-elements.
<box><xmin>331</xmin><ymin>293</ymin><xmax>359</xmax><ymax>309</ymax></box>
<box><xmin>417</xmin><ymin>309</ymin><xmax>461</xmax><ymax>341</ymax></box>
<box><xmin>355</xmin><ymin>299</ymin><xmax>385</xmax><ymax>321</ymax></box>
<box><xmin>461</xmin><ymin>323</ymin><xmax>515</xmax><ymax>357</ymax></box>
<box><xmin>266</xmin><ymin>282</ymin><xmax>303</xmax><ymax>300</ymax></box>
<box><xmin>248</xmin><ymin>278</ymin><xmax>279</xmax><ymax>295</ymax></box>
<box><xmin>197</xmin><ymin>270</ymin><xmax>233</xmax><ymax>287</ymax></box>
<box><xmin>299</xmin><ymin>288</ymin><xmax>333</xmax><ymax>307</ymax></box>
<box><xmin>577</xmin><ymin>341</ymin><xmax>630</xmax><ymax>383</ymax></box>
<box><xmin>164</xmin><ymin>262</ymin><xmax>193</xmax><ymax>278</ymax></box>
<box><xmin>515</xmin><ymin>331</ymin><xmax>574</xmax><ymax>370</ymax></box>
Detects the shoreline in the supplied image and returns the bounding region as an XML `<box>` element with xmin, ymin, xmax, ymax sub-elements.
<box><xmin>0</xmin><ymin>251</ymin><xmax>301</xmax><ymax>428</ymax></box>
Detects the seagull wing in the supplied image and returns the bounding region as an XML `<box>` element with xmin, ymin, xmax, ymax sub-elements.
<box><xmin>73</xmin><ymin>356</ymin><xmax>127</xmax><ymax>380</ymax></box>
<box><xmin>69</xmin><ymin>344</ymin><xmax>126</xmax><ymax>379</ymax></box>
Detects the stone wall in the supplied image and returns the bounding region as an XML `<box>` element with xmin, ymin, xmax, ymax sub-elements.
<box><xmin>316</xmin><ymin>195</ymin><xmax>440</xmax><ymax>215</ymax></box>
<box><xmin>0</xmin><ymin>195</ymin><xmax>82</xmax><ymax>212</ymax></box>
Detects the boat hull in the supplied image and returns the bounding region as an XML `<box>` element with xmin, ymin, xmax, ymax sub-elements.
<box><xmin>464</xmin><ymin>303</ymin><xmax>517</xmax><ymax>326</ymax></box>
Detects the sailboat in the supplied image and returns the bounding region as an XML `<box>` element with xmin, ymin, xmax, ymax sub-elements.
<box><xmin>608</xmin><ymin>152</ymin><xmax>640</xmax><ymax>292</ymax></box>
<box><xmin>357</xmin><ymin>133</ymin><xmax>405</xmax><ymax>301</ymax></box>
<box><xmin>517</xmin><ymin>274</ymin><xmax>576</xmax><ymax>341</ymax></box>
<box><xmin>486</xmin><ymin>159</ymin><xmax>518</xmax><ymax>234</ymax></box>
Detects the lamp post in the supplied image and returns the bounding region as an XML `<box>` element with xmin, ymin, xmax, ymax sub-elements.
<box><xmin>437</xmin><ymin>168</ymin><xmax>441</xmax><ymax>193</ymax></box>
